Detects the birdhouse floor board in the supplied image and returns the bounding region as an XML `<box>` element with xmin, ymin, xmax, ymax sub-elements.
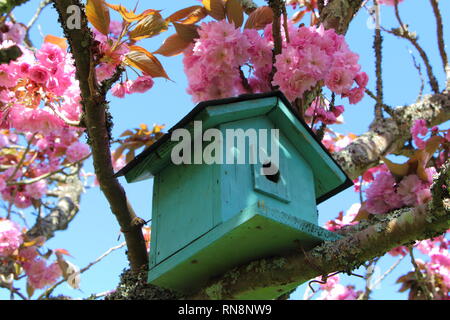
<box><xmin>148</xmin><ymin>205</ymin><xmax>341</xmax><ymax>299</ymax></box>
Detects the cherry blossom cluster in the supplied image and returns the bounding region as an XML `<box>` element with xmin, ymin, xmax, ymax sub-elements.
<box><xmin>92</xmin><ymin>21</ymin><xmax>155</xmax><ymax>97</ymax></box>
<box><xmin>272</xmin><ymin>24</ymin><xmax>367</xmax><ymax>103</ymax></box>
<box><xmin>0</xmin><ymin>219</ymin><xmax>62</xmax><ymax>290</ymax></box>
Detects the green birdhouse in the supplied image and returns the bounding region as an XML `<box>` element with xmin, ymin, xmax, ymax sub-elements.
<box><xmin>116</xmin><ymin>91</ymin><xmax>352</xmax><ymax>299</ymax></box>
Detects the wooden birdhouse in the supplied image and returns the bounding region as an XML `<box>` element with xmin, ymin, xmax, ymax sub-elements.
<box><xmin>116</xmin><ymin>91</ymin><xmax>352</xmax><ymax>299</ymax></box>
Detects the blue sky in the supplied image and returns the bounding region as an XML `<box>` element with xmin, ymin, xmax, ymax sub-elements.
<box><xmin>1</xmin><ymin>0</ymin><xmax>449</xmax><ymax>300</ymax></box>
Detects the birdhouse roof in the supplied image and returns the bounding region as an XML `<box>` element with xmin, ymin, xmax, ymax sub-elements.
<box><xmin>115</xmin><ymin>91</ymin><xmax>352</xmax><ymax>204</ymax></box>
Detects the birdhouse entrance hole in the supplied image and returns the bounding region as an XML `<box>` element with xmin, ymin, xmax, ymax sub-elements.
<box><xmin>262</xmin><ymin>161</ymin><xmax>280</xmax><ymax>183</ymax></box>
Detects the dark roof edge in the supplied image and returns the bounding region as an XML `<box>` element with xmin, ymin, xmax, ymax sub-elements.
<box><xmin>114</xmin><ymin>91</ymin><xmax>353</xmax><ymax>203</ymax></box>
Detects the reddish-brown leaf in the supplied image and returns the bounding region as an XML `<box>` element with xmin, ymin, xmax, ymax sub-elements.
<box><xmin>125</xmin><ymin>46</ymin><xmax>170</xmax><ymax>79</ymax></box>
<box><xmin>202</xmin><ymin>0</ymin><xmax>226</xmax><ymax>20</ymax></box>
<box><xmin>173</xmin><ymin>23</ymin><xmax>200</xmax><ymax>43</ymax></box>
<box><xmin>105</xmin><ymin>3</ymin><xmax>160</xmax><ymax>23</ymax></box>
<box><xmin>225</xmin><ymin>0</ymin><xmax>244</xmax><ymax>28</ymax></box>
<box><xmin>129</xmin><ymin>12</ymin><xmax>168</xmax><ymax>40</ymax></box>
<box><xmin>291</xmin><ymin>9</ymin><xmax>306</xmax><ymax>23</ymax></box>
<box><xmin>44</xmin><ymin>35</ymin><xmax>68</xmax><ymax>50</ymax></box>
<box><xmin>166</xmin><ymin>6</ymin><xmax>207</xmax><ymax>24</ymax></box>
<box><xmin>244</xmin><ymin>6</ymin><xmax>274</xmax><ymax>30</ymax></box>
<box><xmin>154</xmin><ymin>33</ymin><xmax>191</xmax><ymax>57</ymax></box>
<box><xmin>86</xmin><ymin>0</ymin><xmax>110</xmax><ymax>35</ymax></box>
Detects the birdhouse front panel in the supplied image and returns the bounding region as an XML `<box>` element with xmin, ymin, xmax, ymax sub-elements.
<box><xmin>116</xmin><ymin>92</ymin><xmax>353</xmax><ymax>299</ymax></box>
<box><xmin>217</xmin><ymin>116</ymin><xmax>318</xmax><ymax>226</ymax></box>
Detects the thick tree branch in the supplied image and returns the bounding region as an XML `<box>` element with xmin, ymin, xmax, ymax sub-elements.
<box><xmin>320</xmin><ymin>0</ymin><xmax>364</xmax><ymax>34</ymax></box>
<box><xmin>50</xmin><ymin>0</ymin><xmax>148</xmax><ymax>271</ymax></box>
<box><xmin>334</xmin><ymin>92</ymin><xmax>450</xmax><ymax>180</ymax></box>
<box><xmin>27</xmin><ymin>175</ymin><xmax>83</xmax><ymax>240</ymax></box>
<box><xmin>191</xmin><ymin>161</ymin><xmax>450</xmax><ymax>299</ymax></box>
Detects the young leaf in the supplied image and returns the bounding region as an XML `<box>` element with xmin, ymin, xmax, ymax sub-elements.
<box><xmin>125</xmin><ymin>47</ymin><xmax>170</xmax><ymax>79</ymax></box>
<box><xmin>244</xmin><ymin>6</ymin><xmax>274</xmax><ymax>30</ymax></box>
<box><xmin>26</xmin><ymin>282</ymin><xmax>35</xmax><ymax>298</ymax></box>
<box><xmin>382</xmin><ymin>157</ymin><xmax>410</xmax><ymax>179</ymax></box>
<box><xmin>129</xmin><ymin>13</ymin><xmax>168</xmax><ymax>40</ymax></box>
<box><xmin>225</xmin><ymin>0</ymin><xmax>244</xmax><ymax>28</ymax></box>
<box><xmin>105</xmin><ymin>3</ymin><xmax>160</xmax><ymax>23</ymax></box>
<box><xmin>202</xmin><ymin>0</ymin><xmax>226</xmax><ymax>21</ymax></box>
<box><xmin>166</xmin><ymin>6</ymin><xmax>207</xmax><ymax>24</ymax></box>
<box><xmin>292</xmin><ymin>10</ymin><xmax>306</xmax><ymax>23</ymax></box>
<box><xmin>44</xmin><ymin>35</ymin><xmax>68</xmax><ymax>50</ymax></box>
<box><xmin>173</xmin><ymin>23</ymin><xmax>200</xmax><ymax>43</ymax></box>
<box><xmin>352</xmin><ymin>202</ymin><xmax>371</xmax><ymax>222</ymax></box>
<box><xmin>154</xmin><ymin>34</ymin><xmax>191</xmax><ymax>57</ymax></box>
<box><xmin>86</xmin><ymin>0</ymin><xmax>110</xmax><ymax>35</ymax></box>
<box><xmin>415</xmin><ymin>135</ymin><xmax>443</xmax><ymax>181</ymax></box>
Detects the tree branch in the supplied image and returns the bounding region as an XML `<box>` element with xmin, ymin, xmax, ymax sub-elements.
<box><xmin>27</xmin><ymin>175</ymin><xmax>83</xmax><ymax>240</ymax></box>
<box><xmin>334</xmin><ymin>92</ymin><xmax>450</xmax><ymax>180</ymax></box>
<box><xmin>190</xmin><ymin>161</ymin><xmax>450</xmax><ymax>299</ymax></box>
<box><xmin>50</xmin><ymin>0</ymin><xmax>148</xmax><ymax>271</ymax></box>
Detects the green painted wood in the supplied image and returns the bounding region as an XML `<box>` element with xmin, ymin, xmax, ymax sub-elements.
<box><xmin>148</xmin><ymin>203</ymin><xmax>341</xmax><ymax>298</ymax></box>
<box><xmin>119</xmin><ymin>94</ymin><xmax>351</xmax><ymax>299</ymax></box>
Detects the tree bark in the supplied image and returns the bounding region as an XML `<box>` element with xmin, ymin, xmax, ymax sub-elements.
<box><xmin>50</xmin><ymin>0</ymin><xmax>148</xmax><ymax>272</ymax></box>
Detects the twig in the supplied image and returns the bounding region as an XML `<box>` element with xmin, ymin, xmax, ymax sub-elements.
<box><xmin>6</xmin><ymin>133</ymin><xmax>37</xmax><ymax>183</ymax></box>
<box><xmin>38</xmin><ymin>242</ymin><xmax>126</xmax><ymax>299</ymax></box>
<box><xmin>7</xmin><ymin>155</ymin><xmax>90</xmax><ymax>186</ymax></box>
<box><xmin>373</xmin><ymin>0</ymin><xmax>383</xmax><ymax>120</ymax></box>
<box><xmin>408</xmin><ymin>50</ymin><xmax>425</xmax><ymax>102</ymax></box>
<box><xmin>369</xmin><ymin>254</ymin><xmax>406</xmax><ymax>291</ymax></box>
<box><xmin>47</xmin><ymin>102</ymin><xmax>81</xmax><ymax>127</ymax></box>
<box><xmin>27</xmin><ymin>0</ymin><xmax>50</xmax><ymax>29</ymax></box>
<box><xmin>387</xmin><ymin>1</ymin><xmax>440</xmax><ymax>93</ymax></box>
<box><xmin>268</xmin><ymin>0</ymin><xmax>283</xmax><ymax>86</ymax></box>
<box><xmin>429</xmin><ymin>0</ymin><xmax>449</xmax><ymax>89</ymax></box>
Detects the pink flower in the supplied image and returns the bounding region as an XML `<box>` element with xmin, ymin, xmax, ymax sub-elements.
<box><xmin>411</xmin><ymin>119</ymin><xmax>428</xmax><ymax>149</ymax></box>
<box><xmin>0</xmin><ymin>64</ymin><xmax>17</xmax><ymax>87</ymax></box>
<box><xmin>355</xmin><ymin>71</ymin><xmax>369</xmax><ymax>88</ymax></box>
<box><xmin>66</xmin><ymin>141</ymin><xmax>90</xmax><ymax>162</ymax></box>
<box><xmin>365</xmin><ymin>171</ymin><xmax>403</xmax><ymax>214</ymax></box>
<box><xmin>325</xmin><ymin>67</ymin><xmax>354</xmax><ymax>94</ymax></box>
<box><xmin>128</xmin><ymin>76</ymin><xmax>154</xmax><ymax>94</ymax></box>
<box><xmin>96</xmin><ymin>63</ymin><xmax>116</xmax><ymax>82</ymax></box>
<box><xmin>345</xmin><ymin>87</ymin><xmax>365</xmax><ymax>104</ymax></box>
<box><xmin>0</xmin><ymin>219</ymin><xmax>23</xmax><ymax>257</ymax></box>
<box><xmin>25</xmin><ymin>180</ymin><xmax>48</xmax><ymax>200</ymax></box>
<box><xmin>29</xmin><ymin>65</ymin><xmax>51</xmax><ymax>84</ymax></box>
<box><xmin>36</xmin><ymin>43</ymin><xmax>65</xmax><ymax>69</ymax></box>
<box><xmin>109</xmin><ymin>20</ymin><xmax>123</xmax><ymax>37</ymax></box>
<box><xmin>111</xmin><ymin>82</ymin><xmax>128</xmax><ymax>98</ymax></box>
<box><xmin>25</xmin><ymin>259</ymin><xmax>62</xmax><ymax>289</ymax></box>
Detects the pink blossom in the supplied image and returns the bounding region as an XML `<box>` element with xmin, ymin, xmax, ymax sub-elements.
<box><xmin>0</xmin><ymin>64</ymin><xmax>18</xmax><ymax>87</ymax></box>
<box><xmin>109</xmin><ymin>20</ymin><xmax>123</xmax><ymax>37</ymax></box>
<box><xmin>344</xmin><ymin>87</ymin><xmax>365</xmax><ymax>104</ymax></box>
<box><xmin>96</xmin><ymin>63</ymin><xmax>116</xmax><ymax>82</ymax></box>
<box><xmin>325</xmin><ymin>67</ymin><xmax>354</xmax><ymax>94</ymax></box>
<box><xmin>29</xmin><ymin>65</ymin><xmax>51</xmax><ymax>84</ymax></box>
<box><xmin>325</xmin><ymin>203</ymin><xmax>360</xmax><ymax>231</ymax></box>
<box><xmin>36</xmin><ymin>43</ymin><xmax>65</xmax><ymax>69</ymax></box>
<box><xmin>111</xmin><ymin>82</ymin><xmax>129</xmax><ymax>98</ymax></box>
<box><xmin>128</xmin><ymin>76</ymin><xmax>154</xmax><ymax>94</ymax></box>
<box><xmin>0</xmin><ymin>219</ymin><xmax>23</xmax><ymax>257</ymax></box>
<box><xmin>66</xmin><ymin>141</ymin><xmax>90</xmax><ymax>162</ymax></box>
<box><xmin>24</xmin><ymin>180</ymin><xmax>48</xmax><ymax>200</ymax></box>
<box><xmin>355</xmin><ymin>71</ymin><xmax>369</xmax><ymax>88</ymax></box>
<box><xmin>411</xmin><ymin>119</ymin><xmax>428</xmax><ymax>149</ymax></box>
<box><xmin>365</xmin><ymin>171</ymin><xmax>403</xmax><ymax>214</ymax></box>
<box><xmin>25</xmin><ymin>259</ymin><xmax>62</xmax><ymax>289</ymax></box>
<box><xmin>4</xmin><ymin>22</ymin><xmax>26</xmax><ymax>44</ymax></box>
<box><xmin>388</xmin><ymin>246</ymin><xmax>409</xmax><ymax>257</ymax></box>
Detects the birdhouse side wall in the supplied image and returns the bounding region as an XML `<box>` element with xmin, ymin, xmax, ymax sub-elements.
<box><xmin>149</xmin><ymin>162</ymin><xmax>221</xmax><ymax>267</ymax></box>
